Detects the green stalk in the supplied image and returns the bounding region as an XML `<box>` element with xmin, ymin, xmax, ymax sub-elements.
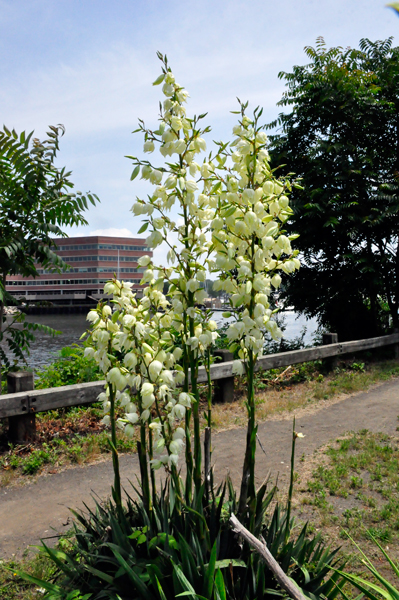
<box><xmin>108</xmin><ymin>383</ymin><xmax>122</xmax><ymax>508</ymax></box>
<box><xmin>238</xmin><ymin>349</ymin><xmax>256</xmax><ymax>520</ymax></box>
<box><xmin>204</xmin><ymin>349</ymin><xmax>213</xmax><ymax>505</ymax></box>
<box><xmin>183</xmin><ymin>333</ymin><xmax>193</xmax><ymax>503</ymax></box>
<box><xmin>206</xmin><ymin>349</ymin><xmax>212</xmax><ymax>427</ymax></box>
<box><xmin>238</xmin><ymin>236</ymin><xmax>257</xmax><ymax>523</ymax></box>
<box><xmin>137</xmin><ymin>389</ymin><xmax>151</xmax><ymax>512</ymax></box>
<box><xmin>188</xmin><ymin>312</ymin><xmax>201</xmax><ymax>493</ymax></box>
<box><xmin>285</xmin><ymin>418</ymin><xmax>296</xmax><ymax>545</ymax></box>
<box><xmin>148</xmin><ymin>422</ymin><xmax>156</xmax><ymax>508</ymax></box>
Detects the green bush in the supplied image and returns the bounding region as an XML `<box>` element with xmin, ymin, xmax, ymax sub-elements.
<box><xmin>24</xmin><ymin>464</ymin><xmax>344</xmax><ymax>600</ymax></box>
<box><xmin>35</xmin><ymin>345</ymin><xmax>102</xmax><ymax>389</ymax></box>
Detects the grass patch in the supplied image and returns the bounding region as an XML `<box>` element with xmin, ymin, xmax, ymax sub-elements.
<box><xmin>0</xmin><ymin>547</ymin><xmax>59</xmax><ymax>600</ymax></box>
<box><xmin>292</xmin><ymin>428</ymin><xmax>399</xmax><ymax>584</ymax></box>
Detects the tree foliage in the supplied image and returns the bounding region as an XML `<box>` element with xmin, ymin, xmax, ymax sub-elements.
<box><xmin>269</xmin><ymin>37</ymin><xmax>399</xmax><ymax>340</ymax></box>
<box><xmin>0</xmin><ymin>124</ymin><xmax>99</xmax><ymax>373</ymax></box>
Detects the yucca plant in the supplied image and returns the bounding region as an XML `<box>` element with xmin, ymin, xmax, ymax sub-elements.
<box><xmin>333</xmin><ymin>531</ymin><xmax>399</xmax><ymax>600</ymax></box>
<box><xmin>17</xmin><ymin>426</ymin><xmax>345</xmax><ymax>600</ymax></box>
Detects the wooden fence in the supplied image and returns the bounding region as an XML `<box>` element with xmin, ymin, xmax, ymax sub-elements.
<box><xmin>2</xmin><ymin>332</ymin><xmax>399</xmax><ymax>442</ymax></box>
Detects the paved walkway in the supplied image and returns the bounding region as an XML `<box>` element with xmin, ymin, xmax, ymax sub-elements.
<box><xmin>1</xmin><ymin>379</ymin><xmax>398</xmax><ymax>558</ymax></box>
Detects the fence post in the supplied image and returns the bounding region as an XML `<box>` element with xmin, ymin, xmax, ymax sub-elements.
<box><xmin>213</xmin><ymin>349</ymin><xmax>235</xmax><ymax>403</ymax></box>
<box><xmin>394</xmin><ymin>328</ymin><xmax>399</xmax><ymax>359</ymax></box>
<box><xmin>7</xmin><ymin>371</ymin><xmax>36</xmax><ymax>443</ymax></box>
<box><xmin>322</xmin><ymin>333</ymin><xmax>339</xmax><ymax>371</ymax></box>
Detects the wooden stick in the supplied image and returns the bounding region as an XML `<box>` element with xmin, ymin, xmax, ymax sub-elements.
<box><xmin>272</xmin><ymin>365</ymin><xmax>292</xmax><ymax>383</ymax></box>
<box><xmin>229</xmin><ymin>514</ymin><xmax>308</xmax><ymax>600</ymax></box>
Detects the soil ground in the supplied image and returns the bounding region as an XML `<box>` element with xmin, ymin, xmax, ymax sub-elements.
<box><xmin>1</xmin><ymin>378</ymin><xmax>398</xmax><ymax>559</ymax></box>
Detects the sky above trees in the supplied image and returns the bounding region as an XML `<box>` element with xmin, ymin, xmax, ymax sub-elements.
<box><xmin>1</xmin><ymin>0</ymin><xmax>397</xmax><ymax>264</ymax></box>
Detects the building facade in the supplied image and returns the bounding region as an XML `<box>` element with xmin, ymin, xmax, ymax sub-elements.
<box><xmin>6</xmin><ymin>236</ymin><xmax>151</xmax><ymax>304</ymax></box>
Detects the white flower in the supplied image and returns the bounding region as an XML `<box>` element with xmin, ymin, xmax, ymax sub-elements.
<box><xmin>149</xmin><ymin>360</ymin><xmax>163</xmax><ymax>381</ymax></box>
<box><xmin>149</xmin><ymin>169</ymin><xmax>163</xmax><ymax>184</ymax></box>
<box><xmin>173</xmin><ymin>347</ymin><xmax>183</xmax><ymax>361</ymax></box>
<box><xmin>271</xmin><ymin>274</ymin><xmax>282</xmax><ymax>289</ymax></box>
<box><xmin>143</xmin><ymin>140</ymin><xmax>155</xmax><ymax>153</ymax></box>
<box><xmin>138</xmin><ymin>255</ymin><xmax>152</xmax><ymax>267</ymax></box>
<box><xmin>84</xmin><ymin>347</ymin><xmax>95</xmax><ymax>359</ymax></box>
<box><xmin>141</xmin><ymin>382</ymin><xmax>154</xmax><ymax>398</ymax></box>
<box><xmin>178</xmin><ymin>392</ymin><xmax>191</xmax><ymax>407</ymax></box>
<box><xmin>149</xmin><ymin>421</ymin><xmax>162</xmax><ymax>435</ymax></box>
<box><xmin>160</xmin><ymin>370</ymin><xmax>175</xmax><ymax>386</ymax></box>
<box><xmin>169</xmin><ymin>439</ymin><xmax>184</xmax><ymax>455</ymax></box>
<box><xmin>132</xmin><ymin>202</ymin><xmax>145</xmax><ymax>215</ymax></box>
<box><xmin>232</xmin><ymin>360</ymin><xmax>244</xmax><ymax>376</ymax></box>
<box><xmin>107</xmin><ymin>368</ymin><xmax>127</xmax><ymax>391</ymax></box>
<box><xmin>87</xmin><ymin>310</ymin><xmax>99</xmax><ymax>323</ymax></box>
<box><xmin>173</xmin><ymin>404</ymin><xmax>186</xmax><ymax>419</ymax></box>
<box><xmin>104</xmin><ymin>281</ymin><xmax>118</xmax><ymax>295</ymax></box>
<box><xmin>124</xmin><ymin>352</ymin><xmax>137</xmax><ymax>369</ymax></box>
<box><xmin>146</xmin><ymin>231</ymin><xmax>163</xmax><ymax>248</ymax></box>
<box><xmin>174</xmin><ymin>139</ymin><xmax>186</xmax><ymax>154</ymax></box>
<box><xmin>173</xmin><ymin>427</ymin><xmax>185</xmax><ymax>440</ymax></box>
<box><xmin>125</xmin><ymin>424</ymin><xmax>135</xmax><ymax>437</ymax></box>
<box><xmin>187</xmin><ymin>279</ymin><xmax>200</xmax><ymax>293</ymax></box>
<box><xmin>102</xmin><ymin>305</ymin><xmax>112</xmax><ymax>318</ymax></box>
<box><xmin>141</xmin><ymin>409</ymin><xmax>151</xmax><ymax>422</ymax></box>
<box><xmin>186</xmin><ymin>179</ymin><xmax>198</xmax><ymax>193</ymax></box>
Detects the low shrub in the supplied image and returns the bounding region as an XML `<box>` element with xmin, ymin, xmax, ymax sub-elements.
<box><xmin>26</xmin><ymin>475</ymin><xmax>344</xmax><ymax>600</ymax></box>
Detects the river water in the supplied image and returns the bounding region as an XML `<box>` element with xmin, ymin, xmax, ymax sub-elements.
<box><xmin>2</xmin><ymin>311</ymin><xmax>318</xmax><ymax>372</ymax></box>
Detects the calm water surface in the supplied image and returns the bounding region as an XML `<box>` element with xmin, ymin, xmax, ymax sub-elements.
<box><xmin>4</xmin><ymin>311</ymin><xmax>319</xmax><ymax>372</ymax></box>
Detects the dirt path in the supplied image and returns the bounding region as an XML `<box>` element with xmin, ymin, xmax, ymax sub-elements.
<box><xmin>1</xmin><ymin>378</ymin><xmax>398</xmax><ymax>559</ymax></box>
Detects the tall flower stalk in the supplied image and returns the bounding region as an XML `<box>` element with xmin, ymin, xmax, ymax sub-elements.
<box><xmin>208</xmin><ymin>102</ymin><xmax>301</xmax><ymax>518</ymax></box>
<box><xmin>85</xmin><ymin>59</ymin><xmax>300</xmax><ymax>525</ymax></box>
<box><xmin>128</xmin><ymin>53</ymin><xmax>219</xmax><ymax>497</ymax></box>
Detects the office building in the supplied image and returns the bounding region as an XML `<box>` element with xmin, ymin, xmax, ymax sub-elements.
<box><xmin>6</xmin><ymin>236</ymin><xmax>151</xmax><ymax>305</ymax></box>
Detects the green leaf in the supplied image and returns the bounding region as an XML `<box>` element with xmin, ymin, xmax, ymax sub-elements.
<box><xmin>203</xmin><ymin>540</ymin><xmax>217</xmax><ymax>598</ymax></box>
<box><xmin>210</xmin><ymin>181</ymin><xmax>222</xmax><ymax>194</ymax></box>
<box><xmin>214</xmin><ymin>559</ymin><xmax>246</xmax><ymax>569</ymax></box>
<box><xmin>153</xmin><ymin>74</ymin><xmax>166</xmax><ymax>86</ymax></box>
<box><xmin>131</xmin><ymin>165</ymin><xmax>140</xmax><ymax>180</ymax></box>
<box><xmin>137</xmin><ymin>221</ymin><xmax>149</xmax><ymax>234</ymax></box>
<box><xmin>215</xmin><ymin>569</ymin><xmax>226</xmax><ymax>600</ymax></box>
<box><xmin>10</xmin><ymin>570</ymin><xmax>61</xmax><ymax>594</ymax></box>
<box><xmin>155</xmin><ymin>575</ymin><xmax>168</xmax><ymax>600</ymax></box>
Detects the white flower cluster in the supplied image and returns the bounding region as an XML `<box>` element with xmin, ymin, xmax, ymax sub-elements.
<box><xmin>85</xmin><ymin>279</ymin><xmax>193</xmax><ymax>469</ymax></box>
<box><xmin>86</xmin><ymin>60</ymin><xmax>301</xmax><ymax>476</ymax></box>
<box><xmin>207</xmin><ymin>110</ymin><xmax>300</xmax><ymax>366</ymax></box>
<box><xmin>130</xmin><ymin>61</ymin><xmax>219</xmax><ymax>362</ymax></box>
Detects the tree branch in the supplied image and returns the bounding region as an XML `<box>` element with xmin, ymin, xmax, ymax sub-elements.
<box><xmin>229</xmin><ymin>514</ymin><xmax>308</xmax><ymax>600</ymax></box>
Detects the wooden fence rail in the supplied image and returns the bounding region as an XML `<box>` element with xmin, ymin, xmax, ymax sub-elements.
<box><xmin>2</xmin><ymin>332</ymin><xmax>399</xmax><ymax>442</ymax></box>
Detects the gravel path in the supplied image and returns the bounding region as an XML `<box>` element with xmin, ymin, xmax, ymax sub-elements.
<box><xmin>1</xmin><ymin>378</ymin><xmax>398</xmax><ymax>558</ymax></box>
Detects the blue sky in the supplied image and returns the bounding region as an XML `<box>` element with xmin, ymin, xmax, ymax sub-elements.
<box><xmin>1</xmin><ymin>0</ymin><xmax>397</xmax><ymax>259</ymax></box>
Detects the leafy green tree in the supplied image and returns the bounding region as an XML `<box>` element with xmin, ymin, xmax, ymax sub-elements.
<box><xmin>0</xmin><ymin>125</ymin><xmax>98</xmax><ymax>378</ymax></box>
<box><xmin>269</xmin><ymin>37</ymin><xmax>399</xmax><ymax>340</ymax></box>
